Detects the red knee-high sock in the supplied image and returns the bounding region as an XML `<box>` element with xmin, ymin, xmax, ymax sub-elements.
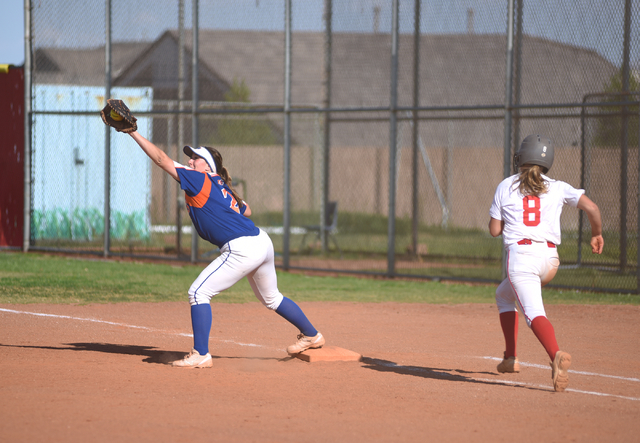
<box><xmin>499</xmin><ymin>311</ymin><xmax>518</xmax><ymax>358</ymax></box>
<box><xmin>530</xmin><ymin>316</ymin><xmax>560</xmax><ymax>361</ymax></box>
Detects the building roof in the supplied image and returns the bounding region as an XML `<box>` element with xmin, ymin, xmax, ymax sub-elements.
<box><xmin>34</xmin><ymin>42</ymin><xmax>150</xmax><ymax>86</ymax></box>
<box><xmin>34</xmin><ymin>30</ymin><xmax>616</xmax><ymax>146</ymax></box>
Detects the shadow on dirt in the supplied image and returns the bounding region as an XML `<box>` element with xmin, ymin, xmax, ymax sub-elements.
<box><xmin>0</xmin><ymin>342</ymin><xmax>286</xmax><ymax>364</ymax></box>
<box><xmin>360</xmin><ymin>357</ymin><xmax>549</xmax><ymax>392</ymax></box>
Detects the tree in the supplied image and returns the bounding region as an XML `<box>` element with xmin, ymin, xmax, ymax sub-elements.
<box><xmin>593</xmin><ymin>68</ymin><xmax>639</xmax><ymax>148</ymax></box>
<box><xmin>223</xmin><ymin>77</ymin><xmax>251</xmax><ymax>103</ymax></box>
<box><xmin>207</xmin><ymin>78</ymin><xmax>280</xmax><ymax>146</ymax></box>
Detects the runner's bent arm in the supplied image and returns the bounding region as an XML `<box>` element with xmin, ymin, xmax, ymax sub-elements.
<box><xmin>577</xmin><ymin>195</ymin><xmax>604</xmax><ymax>254</ymax></box>
<box><xmin>489</xmin><ymin>218</ymin><xmax>504</xmax><ymax>237</ymax></box>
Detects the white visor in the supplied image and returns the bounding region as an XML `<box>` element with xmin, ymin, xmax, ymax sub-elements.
<box><xmin>183</xmin><ymin>146</ymin><xmax>217</xmax><ymax>174</ymax></box>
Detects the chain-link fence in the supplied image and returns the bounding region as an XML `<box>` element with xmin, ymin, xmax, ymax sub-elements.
<box><xmin>24</xmin><ymin>0</ymin><xmax>640</xmax><ymax>293</ymax></box>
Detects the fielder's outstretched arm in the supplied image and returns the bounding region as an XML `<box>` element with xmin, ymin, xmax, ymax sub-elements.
<box><xmin>129</xmin><ymin>131</ymin><xmax>179</xmax><ymax>182</ymax></box>
<box><xmin>577</xmin><ymin>195</ymin><xmax>604</xmax><ymax>254</ymax></box>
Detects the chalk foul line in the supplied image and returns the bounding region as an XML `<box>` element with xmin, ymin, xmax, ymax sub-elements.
<box><xmin>2</xmin><ymin>308</ymin><xmax>638</xmax><ymax>401</ymax></box>
<box><xmin>369</xmin><ymin>358</ymin><xmax>640</xmax><ymax>402</ymax></box>
<box><xmin>0</xmin><ymin>307</ymin><xmax>272</xmax><ymax>349</ymax></box>
<box><xmin>472</xmin><ymin>378</ymin><xmax>640</xmax><ymax>402</ymax></box>
<box><xmin>480</xmin><ymin>356</ymin><xmax>640</xmax><ymax>383</ymax></box>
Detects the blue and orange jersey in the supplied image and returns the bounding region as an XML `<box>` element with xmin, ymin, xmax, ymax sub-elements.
<box><xmin>174</xmin><ymin>162</ymin><xmax>259</xmax><ymax>247</ymax></box>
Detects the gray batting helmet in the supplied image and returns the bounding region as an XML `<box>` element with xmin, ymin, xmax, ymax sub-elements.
<box><xmin>513</xmin><ymin>134</ymin><xmax>554</xmax><ymax>173</ymax></box>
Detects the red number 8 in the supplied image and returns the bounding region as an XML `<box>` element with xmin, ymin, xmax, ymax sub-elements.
<box><xmin>522</xmin><ymin>195</ymin><xmax>541</xmax><ymax>226</ymax></box>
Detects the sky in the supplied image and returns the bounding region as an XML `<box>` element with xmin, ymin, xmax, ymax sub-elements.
<box><xmin>0</xmin><ymin>1</ymin><xmax>636</xmax><ymax>68</ymax></box>
<box><xmin>0</xmin><ymin>1</ymin><xmax>25</xmax><ymax>65</ymax></box>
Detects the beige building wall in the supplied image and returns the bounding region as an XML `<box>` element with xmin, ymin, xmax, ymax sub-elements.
<box><xmin>150</xmin><ymin>145</ymin><xmax>622</xmax><ymax>232</ymax></box>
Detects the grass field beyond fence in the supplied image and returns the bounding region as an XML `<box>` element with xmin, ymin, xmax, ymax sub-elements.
<box><xmin>29</xmin><ymin>210</ymin><xmax>635</xmax><ymax>292</ymax></box>
<box><xmin>0</xmin><ymin>252</ymin><xmax>637</xmax><ymax>305</ymax></box>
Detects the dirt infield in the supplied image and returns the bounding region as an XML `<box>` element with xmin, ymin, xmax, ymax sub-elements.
<box><xmin>1</xmin><ymin>302</ymin><xmax>639</xmax><ymax>442</ymax></box>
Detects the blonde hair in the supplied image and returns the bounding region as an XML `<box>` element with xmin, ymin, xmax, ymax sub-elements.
<box><xmin>204</xmin><ymin>146</ymin><xmax>245</xmax><ymax>210</ymax></box>
<box><xmin>516</xmin><ymin>164</ymin><xmax>548</xmax><ymax>197</ymax></box>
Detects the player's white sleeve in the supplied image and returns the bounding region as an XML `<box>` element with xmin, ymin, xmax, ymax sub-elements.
<box><xmin>489</xmin><ymin>178</ymin><xmax>511</xmax><ymax>220</ymax></box>
<box><xmin>559</xmin><ymin>181</ymin><xmax>585</xmax><ymax>207</ymax></box>
<box><xmin>173</xmin><ymin>160</ymin><xmax>192</xmax><ymax>170</ymax></box>
<box><xmin>489</xmin><ymin>194</ymin><xmax>502</xmax><ymax>220</ymax></box>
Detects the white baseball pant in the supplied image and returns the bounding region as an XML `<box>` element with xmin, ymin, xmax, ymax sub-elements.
<box><xmin>495</xmin><ymin>241</ymin><xmax>560</xmax><ymax>326</ymax></box>
<box><xmin>188</xmin><ymin>229</ymin><xmax>284</xmax><ymax>310</ymax></box>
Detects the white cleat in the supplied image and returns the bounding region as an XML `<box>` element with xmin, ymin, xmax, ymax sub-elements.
<box><xmin>287</xmin><ymin>332</ymin><xmax>325</xmax><ymax>355</ymax></box>
<box><xmin>171</xmin><ymin>348</ymin><xmax>213</xmax><ymax>368</ymax></box>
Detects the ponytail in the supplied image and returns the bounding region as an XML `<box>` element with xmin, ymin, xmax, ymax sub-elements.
<box><xmin>516</xmin><ymin>164</ymin><xmax>548</xmax><ymax>197</ymax></box>
<box><xmin>219</xmin><ymin>166</ymin><xmax>245</xmax><ymax>210</ymax></box>
<box><xmin>204</xmin><ymin>147</ymin><xmax>245</xmax><ymax>210</ymax></box>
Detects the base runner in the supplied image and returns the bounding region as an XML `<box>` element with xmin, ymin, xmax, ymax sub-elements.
<box><xmin>489</xmin><ymin>134</ymin><xmax>603</xmax><ymax>391</ymax></box>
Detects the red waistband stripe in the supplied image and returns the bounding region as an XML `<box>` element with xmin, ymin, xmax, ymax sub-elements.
<box><xmin>517</xmin><ymin>239</ymin><xmax>555</xmax><ymax>248</ymax></box>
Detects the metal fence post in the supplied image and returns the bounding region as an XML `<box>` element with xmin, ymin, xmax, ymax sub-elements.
<box><xmin>103</xmin><ymin>0</ymin><xmax>112</xmax><ymax>258</ymax></box>
<box><xmin>513</xmin><ymin>0</ymin><xmax>523</xmax><ymax>155</ymax></box>
<box><xmin>411</xmin><ymin>0</ymin><xmax>420</xmax><ymax>257</ymax></box>
<box><xmin>166</xmin><ymin>102</ymin><xmax>174</xmax><ymax>223</ymax></box>
<box><xmin>190</xmin><ymin>0</ymin><xmax>199</xmax><ymax>263</ymax></box>
<box><xmin>619</xmin><ymin>0</ymin><xmax>632</xmax><ymax>273</ymax></box>
<box><xmin>22</xmin><ymin>0</ymin><xmax>32</xmax><ymax>253</ymax></box>
<box><xmin>283</xmin><ymin>0</ymin><xmax>292</xmax><ymax>270</ymax></box>
<box><xmin>176</xmin><ymin>0</ymin><xmax>185</xmax><ymax>257</ymax></box>
<box><xmin>387</xmin><ymin>0</ymin><xmax>399</xmax><ymax>277</ymax></box>
<box><xmin>578</xmin><ymin>95</ymin><xmax>588</xmax><ymax>266</ymax></box>
<box><xmin>321</xmin><ymin>0</ymin><xmax>332</xmax><ymax>253</ymax></box>
<box><xmin>501</xmin><ymin>0</ymin><xmax>515</xmax><ymax>280</ymax></box>
<box><xmin>503</xmin><ymin>0</ymin><xmax>515</xmax><ymax>182</ymax></box>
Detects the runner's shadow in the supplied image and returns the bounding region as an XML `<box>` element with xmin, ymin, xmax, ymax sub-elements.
<box><xmin>360</xmin><ymin>357</ymin><xmax>548</xmax><ymax>392</ymax></box>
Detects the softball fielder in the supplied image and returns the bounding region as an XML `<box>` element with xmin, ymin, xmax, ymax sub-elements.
<box><xmin>128</xmin><ymin>131</ymin><xmax>325</xmax><ymax>367</ymax></box>
<box><xmin>489</xmin><ymin>134</ymin><xmax>603</xmax><ymax>392</ymax></box>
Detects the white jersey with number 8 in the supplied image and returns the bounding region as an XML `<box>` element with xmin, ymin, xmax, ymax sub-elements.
<box><xmin>489</xmin><ymin>174</ymin><xmax>584</xmax><ymax>247</ymax></box>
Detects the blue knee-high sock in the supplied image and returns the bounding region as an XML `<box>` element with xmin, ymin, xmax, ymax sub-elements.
<box><xmin>191</xmin><ymin>303</ymin><xmax>212</xmax><ymax>355</ymax></box>
<box><xmin>275</xmin><ymin>297</ymin><xmax>317</xmax><ymax>337</ymax></box>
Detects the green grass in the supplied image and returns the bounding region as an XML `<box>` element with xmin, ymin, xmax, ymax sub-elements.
<box><xmin>28</xmin><ymin>221</ymin><xmax>637</xmax><ymax>293</ymax></box>
<box><xmin>25</xmin><ymin>206</ymin><xmax>636</xmax><ymax>294</ymax></box>
<box><xmin>0</xmin><ymin>251</ymin><xmax>637</xmax><ymax>305</ymax></box>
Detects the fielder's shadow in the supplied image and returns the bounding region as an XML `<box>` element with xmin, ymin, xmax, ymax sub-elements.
<box><xmin>0</xmin><ymin>342</ymin><xmax>284</xmax><ymax>365</ymax></box>
<box><xmin>360</xmin><ymin>357</ymin><xmax>548</xmax><ymax>392</ymax></box>
<box><xmin>68</xmin><ymin>342</ymin><xmax>184</xmax><ymax>364</ymax></box>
